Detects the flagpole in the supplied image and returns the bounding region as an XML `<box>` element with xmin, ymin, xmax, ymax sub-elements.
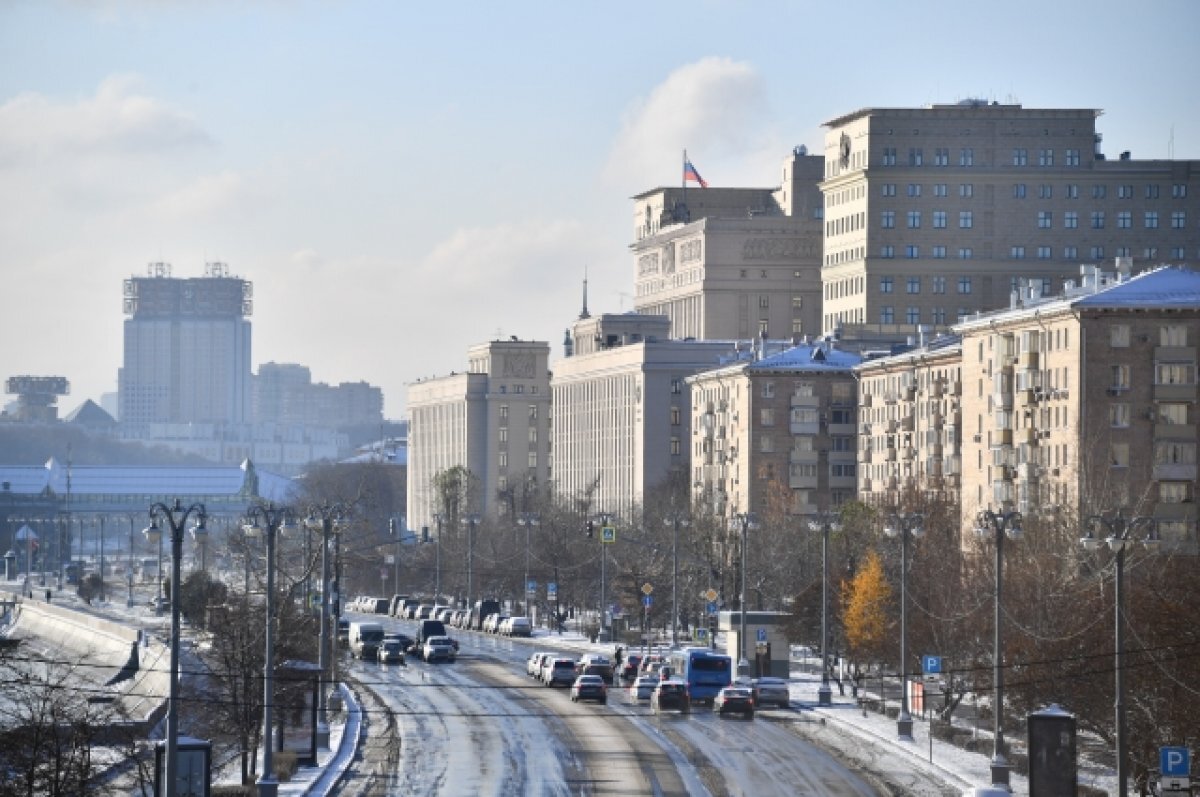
<box><xmin>682</xmin><ymin>148</ymin><xmax>687</xmax><ymax>207</ymax></box>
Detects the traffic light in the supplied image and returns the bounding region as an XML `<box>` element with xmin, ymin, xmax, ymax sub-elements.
<box><xmin>586</xmin><ymin>520</ymin><xmax>595</xmax><ymax>538</ymax></box>
<box><xmin>389</xmin><ymin>518</ymin><xmax>397</xmax><ymax>536</ymax></box>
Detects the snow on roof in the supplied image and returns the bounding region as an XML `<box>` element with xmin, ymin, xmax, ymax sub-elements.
<box><xmin>748</xmin><ymin>342</ymin><xmax>863</xmax><ymax>372</ymax></box>
<box><xmin>1072</xmin><ymin>265</ymin><xmax>1200</xmax><ymax>309</ymax></box>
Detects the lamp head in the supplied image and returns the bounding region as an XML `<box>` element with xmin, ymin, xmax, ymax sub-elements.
<box><xmin>1079</xmin><ymin>526</ymin><xmax>1102</xmax><ymax>551</ymax></box>
<box><xmin>304</xmin><ymin>514</ymin><xmax>322</xmax><ymax>531</ymax></box>
<box><xmin>1005</xmin><ymin>515</ymin><xmax>1023</xmax><ymax>541</ymax></box>
<box><xmin>189</xmin><ymin>515</ymin><xmax>208</xmax><ymax>544</ymax></box>
<box><xmin>1142</xmin><ymin>526</ymin><xmax>1162</xmax><ymax>553</ymax></box>
<box><xmin>242</xmin><ymin>518</ymin><xmax>263</xmax><ymax>538</ymax></box>
<box><xmin>143</xmin><ymin>520</ymin><xmax>163</xmax><ymax>545</ymax></box>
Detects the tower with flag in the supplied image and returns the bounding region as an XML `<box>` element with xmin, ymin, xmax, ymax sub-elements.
<box><xmin>683</xmin><ymin>151</ymin><xmax>708</xmax><ymax>188</ymax></box>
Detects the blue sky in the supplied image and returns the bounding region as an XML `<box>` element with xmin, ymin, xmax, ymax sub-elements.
<box><xmin>2</xmin><ymin>0</ymin><xmax>1197</xmax><ymax>419</ymax></box>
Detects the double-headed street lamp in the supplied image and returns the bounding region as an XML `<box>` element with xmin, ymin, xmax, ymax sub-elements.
<box><xmin>517</xmin><ymin>513</ymin><xmax>539</xmax><ymax>614</ymax></box>
<box><xmin>243</xmin><ymin>502</ymin><xmax>297</xmax><ymax>797</ymax></box>
<box><xmin>1080</xmin><ymin>509</ymin><xmax>1159</xmax><ymax>797</ymax></box>
<box><xmin>428</xmin><ymin>513</ymin><xmax>445</xmax><ymax>600</ymax></box>
<box><xmin>883</xmin><ymin>511</ymin><xmax>924</xmax><ymax>741</ymax></box>
<box><xmin>663</xmin><ymin>511</ymin><xmax>690</xmax><ymax>648</ymax></box>
<box><xmin>143</xmin><ymin>499</ymin><xmax>208</xmax><ymax>797</ymax></box>
<box><xmin>461</xmin><ymin>514</ymin><xmax>480</xmax><ymax>611</ymax></box>
<box><xmin>303</xmin><ymin>503</ymin><xmax>348</xmax><ymax>750</ymax></box>
<box><xmin>807</xmin><ymin>511</ymin><xmax>843</xmax><ymax>707</ymax></box>
<box><xmin>973</xmin><ymin>508</ymin><xmax>1023</xmax><ymax>791</ymax></box>
<box><xmin>730</xmin><ymin>512</ymin><xmax>759</xmax><ymax>675</ymax></box>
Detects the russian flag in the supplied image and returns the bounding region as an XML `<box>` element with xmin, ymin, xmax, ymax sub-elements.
<box><xmin>684</xmin><ymin>160</ymin><xmax>708</xmax><ymax>188</ymax></box>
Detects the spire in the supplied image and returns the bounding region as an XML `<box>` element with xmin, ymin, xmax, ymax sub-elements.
<box><xmin>579</xmin><ymin>266</ymin><xmax>591</xmax><ymax>320</ymax></box>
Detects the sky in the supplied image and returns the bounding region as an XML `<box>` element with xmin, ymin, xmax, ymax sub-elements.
<box><xmin>2</xmin><ymin>1</ymin><xmax>1197</xmax><ymax>420</ymax></box>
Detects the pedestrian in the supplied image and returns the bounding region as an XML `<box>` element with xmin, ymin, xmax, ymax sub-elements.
<box><xmin>614</xmin><ymin>646</ymin><xmax>623</xmax><ymax>669</ymax></box>
<box><xmin>45</xmin><ymin>588</ymin><xmax>51</xmax><ymax>603</ymax></box>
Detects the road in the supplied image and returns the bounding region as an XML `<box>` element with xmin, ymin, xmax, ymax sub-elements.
<box><xmin>338</xmin><ymin>613</ymin><xmax>884</xmax><ymax>797</ymax></box>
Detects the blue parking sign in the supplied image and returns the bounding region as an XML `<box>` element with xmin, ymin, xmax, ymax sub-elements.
<box><xmin>1161</xmin><ymin>746</ymin><xmax>1190</xmax><ymax>777</ymax></box>
<box><xmin>922</xmin><ymin>655</ymin><xmax>943</xmax><ymax>674</ymax></box>
<box><xmin>642</xmin><ymin>595</ymin><xmax>652</xmax><ymax>608</ymax></box>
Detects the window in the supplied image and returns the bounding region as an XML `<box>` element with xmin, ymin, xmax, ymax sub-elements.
<box><xmin>1038</xmin><ymin>184</ymin><xmax>1053</xmax><ymax>199</ymax></box>
<box><xmin>1065</xmin><ymin>149</ymin><xmax>1080</xmax><ymax>166</ymax></box>
<box><xmin>831</xmin><ymin>435</ymin><xmax>854</xmax><ymax>452</ymax></box>
<box><xmin>759</xmin><ymin>295</ymin><xmax>769</xmax><ymax>309</ymax></box>
<box><xmin>1110</xmin><ymin>442</ymin><xmax>1129</xmax><ymax>468</ymax></box>
<box><xmin>1145</xmin><ymin>211</ymin><xmax>1159</xmax><ymax>229</ymax></box>
<box><xmin>1110</xmin><ymin>324</ymin><xmax>1130</xmax><ymax>347</ymax></box>
<box><xmin>1038</xmin><ymin>211</ymin><xmax>1052</xmax><ymax>228</ymax></box>
<box><xmin>762</xmin><ymin>381</ymin><xmax>775</xmax><ymax>398</ymax></box>
<box><xmin>499</xmin><ymin>427</ymin><xmax>509</xmax><ymax>443</ymax></box>
<box><xmin>1156</xmin><ymin>363</ymin><xmax>1195</xmax><ymax>386</ymax></box>
<box><xmin>670</xmin><ymin>405</ymin><xmax>681</xmax><ymax>426</ymax></box>
<box><xmin>1013</xmin><ymin>148</ymin><xmax>1028</xmax><ymax>166</ymax></box>
<box><xmin>933</xmin><ymin>211</ymin><xmax>947</xmax><ymax>228</ymax></box>
<box><xmin>671</xmin><ymin>378</ymin><xmax>682</xmax><ymax>394</ymax></box>
<box><xmin>670</xmin><ymin>436</ymin><xmax>681</xmax><ymax>456</ymax></box>
<box><xmin>933</xmin><ymin>183</ymin><xmax>948</xmax><ymax>197</ymax></box>
<box><xmin>1013</xmin><ymin>183</ymin><xmax>1027</xmax><ymax>198</ymax></box>
<box><xmin>1155</xmin><ymin>441</ymin><xmax>1197</xmax><ymax>465</ymax></box>
<box><xmin>1172</xmin><ymin>184</ymin><xmax>1188</xmax><ymax>198</ymax></box>
<box><xmin>1172</xmin><ymin>246</ymin><xmax>1186</xmax><ymax>259</ymax></box>
<box><xmin>1093</xmin><ymin>184</ymin><xmax>1107</xmax><ymax>199</ymax></box>
<box><xmin>882</xmin><ymin>211</ymin><xmax>895</xmax><ymax>228</ymax></box>
<box><xmin>1159</xmin><ymin>403</ymin><xmax>1189</xmax><ymax>424</ymax></box>
<box><xmin>906</xmin><ymin>277</ymin><xmax>921</xmax><ymax>294</ymax></box>
<box><xmin>1162</xmin><ymin>325</ymin><xmax>1188</xmax><ymax>346</ymax></box>
<box><xmin>1110</xmin><ymin>404</ymin><xmax>1130</xmax><ymax>427</ymax></box>
<box><xmin>760</xmin><ymin>408</ymin><xmax>775</xmax><ymax>426</ymax></box>
<box><xmin>1172</xmin><ymin>211</ymin><xmax>1187</xmax><ymax>229</ymax></box>
<box><xmin>515</xmin><ymin>384</ymin><xmax>524</xmax><ymax>394</ymax></box>
<box><xmin>1143</xmin><ymin>246</ymin><xmax>1158</xmax><ymax>259</ymax></box>
<box><xmin>499</xmin><ymin>404</ymin><xmax>509</xmax><ymax>420</ymax></box>
<box><xmin>1160</xmin><ymin>482</ymin><xmax>1191</xmax><ymax>503</ymax></box>
<box><xmin>882</xmin><ymin>147</ymin><xmax>896</xmax><ymax>166</ymax></box>
<box><xmin>959</xmin><ymin>183</ymin><xmax>974</xmax><ymax>197</ymax></box>
<box><xmin>528</xmin><ymin>427</ymin><xmax>538</xmax><ymax>443</ymax></box>
<box><xmin>1118</xmin><ymin>184</ymin><xmax>1133</xmax><ymax>199</ymax></box>
<box><xmin>529</xmin><ymin>404</ymin><xmax>538</xmax><ymax>419</ymax></box>
<box><xmin>498</xmin><ymin>450</ymin><xmax>509</xmax><ymax>469</ymax></box>
<box><xmin>880</xmin><ymin>276</ymin><xmax>894</xmax><ymax>294</ymax></box>
<box><xmin>908</xmin><ymin>148</ymin><xmax>923</xmax><ymax>166</ymax></box>
<box><xmin>932</xmin><ymin>245</ymin><xmax>947</xmax><ymax>258</ymax></box>
<box><xmin>958</xmin><ymin>276</ymin><xmax>972</xmax><ymax>294</ymax></box>
<box><xmin>932</xmin><ymin>276</ymin><xmax>947</xmax><ymax>294</ymax></box>
<box><xmin>881</xmin><ymin>183</ymin><xmax>896</xmax><ymax>196</ymax></box>
<box><xmin>880</xmin><ymin>306</ymin><xmax>895</xmax><ymax>324</ymax></box>
<box><xmin>1111</xmin><ymin>364</ymin><xmax>1130</xmax><ymax>389</ymax></box>
<box><xmin>1037</xmin><ymin>246</ymin><xmax>1052</xmax><ymax>259</ymax></box>
<box><xmin>1146</xmin><ymin>184</ymin><xmax>1160</xmax><ymax>199</ymax></box>
<box><xmin>528</xmin><ymin>451</ymin><xmax>538</xmax><ymax>468</ymax></box>
<box><xmin>1065</xmin><ymin>211</ymin><xmax>1078</xmax><ymax>229</ymax></box>
<box><xmin>959</xmin><ymin>211</ymin><xmax>973</xmax><ymax>228</ymax></box>
<box><xmin>880</xmin><ymin>245</ymin><xmax>895</xmax><ymax>258</ymax></box>
<box><xmin>906</xmin><ymin>245</ymin><xmax>920</xmax><ymax>259</ymax></box>
<box><xmin>1064</xmin><ymin>245</ymin><xmax>1078</xmax><ymax>259</ymax></box>
<box><xmin>759</xmin><ymin>434</ymin><xmax>774</xmax><ymax>453</ymax></box>
<box><xmin>906</xmin><ymin>306</ymin><xmax>920</xmax><ymax>324</ymax></box>
<box><xmin>960</xmin><ymin>148</ymin><xmax>974</xmax><ymax>166</ymax></box>
<box><xmin>1066</xmin><ymin>184</ymin><xmax>1079</xmax><ymax>198</ymax></box>
<box><xmin>1038</xmin><ymin>149</ymin><xmax>1054</xmax><ymax>166</ymax></box>
<box><xmin>958</xmin><ymin>247</ymin><xmax>973</xmax><ymax>259</ymax></box>
<box><xmin>907</xmin><ymin>210</ymin><xmax>921</xmax><ymax>228</ymax></box>
<box><xmin>931</xmin><ymin>307</ymin><xmax>947</xmax><ymax>325</ymax></box>
<box><xmin>934</xmin><ymin>148</ymin><xmax>949</xmax><ymax>166</ymax></box>
<box><xmin>1117</xmin><ymin>211</ymin><xmax>1132</xmax><ymax>229</ymax></box>
<box><xmin>907</xmin><ymin>183</ymin><xmax>921</xmax><ymax>197</ymax></box>
<box><xmin>1010</xmin><ymin>246</ymin><xmax>1026</xmax><ymax>259</ymax></box>
<box><xmin>1090</xmin><ymin>245</ymin><xmax>1105</xmax><ymax>260</ymax></box>
<box><xmin>1091</xmin><ymin>211</ymin><xmax>1105</xmax><ymax>229</ymax></box>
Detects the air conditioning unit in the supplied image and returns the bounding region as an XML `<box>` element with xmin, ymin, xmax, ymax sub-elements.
<box><xmin>1139</xmin><ymin>334</ymin><xmax>1151</xmax><ymax>343</ymax></box>
<box><xmin>1051</xmin><ymin>468</ymin><xmax>1061</xmax><ymax>476</ymax></box>
<box><xmin>972</xmin><ymin>434</ymin><xmax>982</xmax><ymax>443</ymax></box>
<box><xmin>1145</xmin><ymin>409</ymin><xmax>1157</xmax><ymax>420</ymax></box>
<box><xmin>1041</xmin><ymin>430</ymin><xmax>1052</xmax><ymax>438</ymax></box>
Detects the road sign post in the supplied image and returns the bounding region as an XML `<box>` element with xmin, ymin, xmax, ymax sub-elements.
<box><xmin>1161</xmin><ymin>747</ymin><xmax>1191</xmax><ymax>794</ymax></box>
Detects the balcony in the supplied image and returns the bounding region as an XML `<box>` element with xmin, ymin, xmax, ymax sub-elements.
<box><xmin>900</xmin><ymin>416</ymin><xmax>915</xmax><ymax>432</ymax></box>
<box><xmin>993</xmin><ymin>429</ymin><xmax>1013</xmax><ymax>447</ymax></box>
<box><xmin>1155</xmin><ymin>345</ymin><xmax>1196</xmax><ymax>362</ymax></box>
<box><xmin>860</xmin><ymin>393</ymin><xmax>873</xmax><ymax>408</ymax></box>
<box><xmin>1155</xmin><ymin>502</ymin><xmax>1198</xmax><ymax>521</ymax></box>
<box><xmin>1155</xmin><ymin>423</ymin><xmax>1197</xmax><ymax>439</ymax></box>
<box><xmin>789</xmin><ymin>449</ymin><xmax>820</xmax><ymax>465</ymax></box>
<box><xmin>1017</xmin><ymin>462</ymin><xmax>1040</xmax><ymax>481</ymax></box>
<box><xmin>1018</xmin><ymin>351</ymin><xmax>1040</xmax><ymax>370</ymax></box>
<box><xmin>1155</xmin><ymin>383</ymin><xmax>1198</xmax><ymax>402</ymax></box>
<box><xmin>791</xmin><ymin>394</ymin><xmax>820</xmax><ymax>408</ymax></box>
<box><xmin>1154</xmin><ymin>463</ymin><xmax>1198</xmax><ymax>481</ymax></box>
<box><xmin>1019</xmin><ymin>427</ymin><xmax>1039</xmax><ymax>444</ymax></box>
<box><xmin>992</xmin><ymin>391</ymin><xmax>1014</xmax><ymax>410</ymax></box>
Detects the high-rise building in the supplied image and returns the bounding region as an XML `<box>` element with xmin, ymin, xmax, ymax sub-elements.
<box><xmin>631</xmin><ymin>149</ymin><xmax>825</xmax><ymax>341</ymax></box>
<box><xmin>255</xmin><ymin>363</ymin><xmax>383</xmax><ymax>430</ymax></box>
<box><xmin>407</xmin><ymin>339</ymin><xmax>551</xmax><ymax>530</ymax></box>
<box><xmin>820</xmin><ymin>101</ymin><xmax>1200</xmax><ymax>334</ymax></box>
<box><xmin>118</xmin><ymin>262</ymin><xmax>252</xmax><ymax>427</ymax></box>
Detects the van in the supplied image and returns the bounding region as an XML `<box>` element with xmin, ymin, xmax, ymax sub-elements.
<box><xmin>415</xmin><ymin>618</ymin><xmax>447</xmax><ymax>647</ymax></box>
<box><xmin>349</xmin><ymin>621</ymin><xmax>385</xmax><ymax>659</ymax></box>
<box><xmin>471</xmin><ymin>599</ymin><xmax>501</xmax><ymax>631</ymax></box>
<box><xmin>505</xmin><ymin>617</ymin><xmax>532</xmax><ymax>637</ymax></box>
<box><xmin>388</xmin><ymin>594</ymin><xmax>411</xmax><ymax>616</ymax></box>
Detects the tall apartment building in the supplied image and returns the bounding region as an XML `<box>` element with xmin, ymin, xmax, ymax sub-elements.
<box><xmin>407</xmin><ymin>339</ymin><xmax>551</xmax><ymax>530</ymax></box>
<box><xmin>688</xmin><ymin>341</ymin><xmax>862</xmax><ymax>519</ymax></box>
<box><xmin>631</xmin><ymin>149</ymin><xmax>826</xmax><ymax>341</ymax></box>
<box><xmin>255</xmin><ymin>362</ymin><xmax>384</xmax><ymax>430</ymax></box>
<box><xmin>856</xmin><ymin>335</ymin><xmax>964</xmax><ymax>505</ymax></box>
<box><xmin>553</xmin><ymin>313</ymin><xmax>743</xmax><ymax>515</ymax></box>
<box><xmin>955</xmin><ymin>263</ymin><xmax>1199</xmax><ymax>552</ymax></box>
<box><xmin>118</xmin><ymin>262</ymin><xmax>252</xmax><ymax>427</ymax></box>
<box><xmin>820</xmin><ymin>102</ymin><xmax>1200</xmax><ymax>334</ymax></box>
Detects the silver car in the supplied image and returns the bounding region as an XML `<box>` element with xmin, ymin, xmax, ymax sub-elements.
<box><xmin>751</xmin><ymin>677</ymin><xmax>790</xmax><ymax>709</ymax></box>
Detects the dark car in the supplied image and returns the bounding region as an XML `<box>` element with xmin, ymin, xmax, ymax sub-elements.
<box><xmin>714</xmin><ymin>686</ymin><xmax>755</xmax><ymax>719</ymax></box>
<box><xmin>570</xmin><ymin>674</ymin><xmax>608</xmax><ymax>704</ymax></box>
<box><xmin>650</xmin><ymin>679</ymin><xmax>690</xmax><ymax>714</ymax></box>
<box><xmin>336</xmin><ymin>619</ymin><xmax>350</xmax><ymax>645</ymax></box>
<box><xmin>619</xmin><ymin>654</ymin><xmax>643</xmax><ymax>681</ymax></box>
<box><xmin>750</xmin><ymin>677</ymin><xmax>790</xmax><ymax>709</ymax></box>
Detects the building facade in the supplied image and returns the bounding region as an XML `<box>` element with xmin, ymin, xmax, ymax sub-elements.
<box><xmin>688</xmin><ymin>341</ymin><xmax>862</xmax><ymax>520</ymax></box>
<box><xmin>820</xmin><ymin>102</ymin><xmax>1200</xmax><ymax>335</ymax></box>
<box><xmin>406</xmin><ymin>339</ymin><xmax>551</xmax><ymax>530</ymax></box>
<box><xmin>631</xmin><ymin>150</ymin><xmax>826</xmax><ymax>342</ymax></box>
<box><xmin>255</xmin><ymin>362</ymin><xmax>384</xmax><ymax>430</ymax></box>
<box><xmin>118</xmin><ymin>262</ymin><xmax>253</xmax><ymax>427</ymax></box>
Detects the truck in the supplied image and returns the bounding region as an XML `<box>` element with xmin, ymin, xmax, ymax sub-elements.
<box><xmin>414</xmin><ymin>618</ymin><xmax>447</xmax><ymax>648</ymax></box>
<box><xmin>349</xmin><ymin>621</ymin><xmax>385</xmax><ymax>659</ymax></box>
<box><xmin>470</xmin><ymin>599</ymin><xmax>501</xmax><ymax>631</ymax></box>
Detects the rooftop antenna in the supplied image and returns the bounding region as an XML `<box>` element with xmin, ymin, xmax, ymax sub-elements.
<box><xmin>579</xmin><ymin>266</ymin><xmax>591</xmax><ymax>320</ymax></box>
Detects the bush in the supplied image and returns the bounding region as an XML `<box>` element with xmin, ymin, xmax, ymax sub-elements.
<box><xmin>273</xmin><ymin>750</ymin><xmax>299</xmax><ymax>782</ymax></box>
<box><xmin>76</xmin><ymin>573</ymin><xmax>103</xmax><ymax>605</ymax></box>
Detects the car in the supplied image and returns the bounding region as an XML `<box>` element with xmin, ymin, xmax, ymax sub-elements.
<box><xmin>527</xmin><ymin>651</ymin><xmax>552</xmax><ymax>678</ymax></box>
<box><xmin>628</xmin><ymin>674</ymin><xmax>659</xmax><ymax>701</ymax></box>
<box><xmin>544</xmin><ymin>658</ymin><xmax>578</xmax><ymax>687</ymax></box>
<box><xmin>751</xmin><ymin>677</ymin><xmax>790</xmax><ymax>709</ymax></box>
<box><xmin>336</xmin><ymin>619</ymin><xmax>350</xmax><ymax>646</ymax></box>
<box><xmin>377</xmin><ymin>637</ymin><xmax>406</xmax><ymax>664</ymax></box>
<box><xmin>416</xmin><ymin>604</ymin><xmax>434</xmax><ymax>620</ymax></box>
<box><xmin>570</xmin><ymin>674</ymin><xmax>608</xmax><ymax>704</ymax></box>
<box><xmin>714</xmin><ymin>686</ymin><xmax>755</xmax><ymax>719</ymax></box>
<box><xmin>650</xmin><ymin>679</ymin><xmax>690</xmax><ymax>713</ymax></box>
<box><xmin>506</xmin><ymin>617</ymin><xmax>532</xmax><ymax>637</ymax></box>
<box><xmin>619</xmin><ymin>654</ymin><xmax>643</xmax><ymax>681</ymax></box>
<box><xmin>423</xmin><ymin>635</ymin><xmax>457</xmax><ymax>663</ymax></box>
<box><xmin>639</xmin><ymin>653</ymin><xmax>667</xmax><ymax>675</ymax></box>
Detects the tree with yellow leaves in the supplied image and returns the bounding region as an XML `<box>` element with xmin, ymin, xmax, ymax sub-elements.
<box><xmin>840</xmin><ymin>548</ymin><xmax>892</xmax><ymax>674</ymax></box>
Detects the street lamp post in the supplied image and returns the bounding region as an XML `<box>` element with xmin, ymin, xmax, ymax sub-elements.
<box><xmin>883</xmin><ymin>511</ymin><xmax>924</xmax><ymax>741</ymax></box>
<box><xmin>592</xmin><ymin>512</ymin><xmax>616</xmax><ymax>640</ymax></box>
<box><xmin>664</xmin><ymin>512</ymin><xmax>690</xmax><ymax>648</ymax></box>
<box><xmin>461</xmin><ymin>514</ymin><xmax>480</xmax><ymax>611</ymax></box>
<box><xmin>127</xmin><ymin>515</ymin><xmax>136</xmax><ymax>608</ymax></box>
<box><xmin>143</xmin><ymin>499</ymin><xmax>208</xmax><ymax>797</ymax></box>
<box><xmin>731</xmin><ymin>513</ymin><xmax>759</xmax><ymax>676</ymax></box>
<box><xmin>304</xmin><ymin>504</ymin><xmax>347</xmax><ymax>750</ymax></box>
<box><xmin>243</xmin><ymin>502</ymin><xmax>296</xmax><ymax>797</ymax></box>
<box><xmin>1080</xmin><ymin>509</ymin><xmax>1159</xmax><ymax>797</ymax></box>
<box><xmin>973</xmin><ymin>508</ymin><xmax>1023</xmax><ymax>791</ymax></box>
<box><xmin>808</xmin><ymin>511</ymin><xmax>843</xmax><ymax>707</ymax></box>
<box><xmin>431</xmin><ymin>513</ymin><xmax>444</xmax><ymax>600</ymax></box>
<box><xmin>518</xmin><ymin>513</ymin><xmax>539</xmax><ymax>615</ymax></box>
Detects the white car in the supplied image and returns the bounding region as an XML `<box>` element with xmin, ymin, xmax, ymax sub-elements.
<box><xmin>423</xmin><ymin>636</ymin><xmax>457</xmax><ymax>663</ymax></box>
<box><xmin>629</xmin><ymin>674</ymin><xmax>659</xmax><ymax>701</ymax></box>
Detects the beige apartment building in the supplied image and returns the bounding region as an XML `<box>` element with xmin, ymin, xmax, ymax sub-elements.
<box><xmin>631</xmin><ymin>149</ymin><xmax>826</xmax><ymax>341</ymax></box>
<box><xmin>688</xmin><ymin>341</ymin><xmax>862</xmax><ymax>519</ymax></box>
<box><xmin>820</xmin><ymin>101</ymin><xmax>1200</xmax><ymax>335</ymax></box>
<box><xmin>406</xmin><ymin>339</ymin><xmax>551</xmax><ymax>531</ymax></box>
<box><xmin>552</xmin><ymin>313</ymin><xmax>742</xmax><ymax>515</ymax></box>
<box><xmin>955</xmin><ymin>264</ymin><xmax>1200</xmax><ymax>551</ymax></box>
<box><xmin>856</xmin><ymin>334</ymin><xmax>963</xmax><ymax>506</ymax></box>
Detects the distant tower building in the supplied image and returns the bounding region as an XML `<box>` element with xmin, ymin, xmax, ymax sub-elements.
<box><xmin>118</xmin><ymin>262</ymin><xmax>253</xmax><ymax>426</ymax></box>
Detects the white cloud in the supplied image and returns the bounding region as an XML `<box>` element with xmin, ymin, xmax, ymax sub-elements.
<box><xmin>604</xmin><ymin>57</ymin><xmax>774</xmax><ymax>189</ymax></box>
<box><xmin>149</xmin><ymin>170</ymin><xmax>246</xmax><ymax>221</ymax></box>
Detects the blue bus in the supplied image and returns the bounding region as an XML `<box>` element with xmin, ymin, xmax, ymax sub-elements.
<box><xmin>667</xmin><ymin>647</ymin><xmax>732</xmax><ymax>704</ymax></box>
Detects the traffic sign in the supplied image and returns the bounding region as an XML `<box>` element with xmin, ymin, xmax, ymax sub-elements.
<box><xmin>547</xmin><ymin>582</ymin><xmax>557</xmax><ymax>599</ymax></box>
<box><xmin>526</xmin><ymin>579</ymin><xmax>537</xmax><ymax>596</ymax></box>
<box><xmin>704</xmin><ymin>588</ymin><xmax>718</xmax><ymax>602</ymax></box>
<box><xmin>641</xmin><ymin>582</ymin><xmax>653</xmax><ymax>595</ymax></box>
<box><xmin>756</xmin><ymin>628</ymin><xmax>767</xmax><ymax>643</ymax></box>
<box><xmin>706</xmin><ymin>601</ymin><xmax>718</xmax><ymax>616</ymax></box>
<box><xmin>601</xmin><ymin>525</ymin><xmax>616</xmax><ymax>543</ymax></box>
<box><xmin>1162</xmin><ymin>746</ymin><xmax>1190</xmax><ymax>777</ymax></box>
<box><xmin>695</xmin><ymin>628</ymin><xmax>708</xmax><ymax>641</ymax></box>
<box><xmin>642</xmin><ymin>595</ymin><xmax>653</xmax><ymax>608</ymax></box>
<box><xmin>923</xmin><ymin>655</ymin><xmax>943</xmax><ymax>674</ymax></box>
